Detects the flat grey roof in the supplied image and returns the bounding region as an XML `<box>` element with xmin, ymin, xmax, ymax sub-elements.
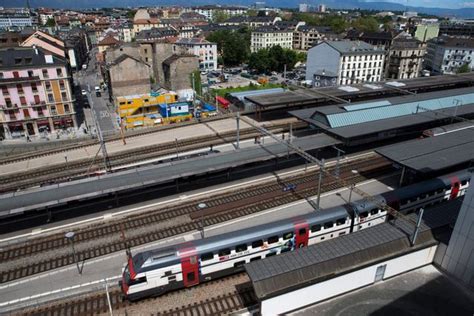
<box><xmin>246</xmin><ymin>73</ymin><xmax>474</xmax><ymax>108</ymax></box>
<box><xmin>0</xmin><ymin>134</ymin><xmax>340</xmax><ymax>217</ymax></box>
<box><xmin>245</xmin><ymin>198</ymin><xmax>462</xmax><ymax>300</ymax></box>
<box><xmin>290</xmin><ymin>87</ymin><xmax>474</xmax><ymax>140</ymax></box>
<box><xmin>376</xmin><ymin>129</ymin><xmax>474</xmax><ymax>173</ymax></box>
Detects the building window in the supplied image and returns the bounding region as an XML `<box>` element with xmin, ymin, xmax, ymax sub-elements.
<box><xmin>27</xmin><ymin>70</ymin><xmax>34</xmax><ymax>77</ymax></box>
<box><xmin>61</xmin><ymin>91</ymin><xmax>67</xmax><ymax>100</ymax></box>
<box><xmin>20</xmin><ymin>96</ymin><xmax>27</xmax><ymax>105</ymax></box>
<box><xmin>14</xmin><ymin>58</ymin><xmax>22</xmax><ymax>65</ymax></box>
<box><xmin>48</xmin><ymin>94</ymin><xmax>54</xmax><ymax>102</ymax></box>
<box><xmin>34</xmin><ymin>95</ymin><xmax>40</xmax><ymax>104</ymax></box>
<box><xmin>64</xmin><ymin>103</ymin><xmax>70</xmax><ymax>113</ymax></box>
<box><xmin>59</xmin><ymin>80</ymin><xmax>65</xmax><ymax>90</ymax></box>
<box><xmin>13</xmin><ymin>71</ymin><xmax>19</xmax><ymax>78</ymax></box>
<box><xmin>17</xmin><ymin>84</ymin><xmax>23</xmax><ymax>94</ymax></box>
<box><xmin>31</xmin><ymin>83</ymin><xmax>37</xmax><ymax>92</ymax></box>
<box><xmin>42</xmin><ymin>69</ymin><xmax>49</xmax><ymax>79</ymax></box>
<box><xmin>56</xmin><ymin>68</ymin><xmax>63</xmax><ymax>76</ymax></box>
<box><xmin>1</xmin><ymin>85</ymin><xmax>8</xmax><ymax>94</ymax></box>
<box><xmin>50</xmin><ymin>105</ymin><xmax>57</xmax><ymax>115</ymax></box>
<box><xmin>45</xmin><ymin>82</ymin><xmax>51</xmax><ymax>90</ymax></box>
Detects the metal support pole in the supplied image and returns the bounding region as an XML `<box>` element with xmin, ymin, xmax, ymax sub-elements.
<box><xmin>104</xmin><ymin>278</ymin><xmax>113</xmax><ymax>316</ymax></box>
<box><xmin>316</xmin><ymin>159</ymin><xmax>325</xmax><ymax>211</ymax></box>
<box><xmin>411</xmin><ymin>208</ymin><xmax>424</xmax><ymax>246</ymax></box>
<box><xmin>332</xmin><ymin>146</ymin><xmax>345</xmax><ymax>178</ymax></box>
<box><xmin>175</xmin><ymin>138</ymin><xmax>179</xmax><ymax>159</ymax></box>
<box><xmin>236</xmin><ymin>112</ymin><xmax>240</xmax><ymax>149</ymax></box>
<box><xmin>348</xmin><ymin>183</ymin><xmax>354</xmax><ymax>204</ymax></box>
<box><xmin>87</xmin><ymin>86</ymin><xmax>111</xmax><ymax>172</ymax></box>
<box><xmin>289</xmin><ymin>122</ymin><xmax>293</xmax><ymax>144</ymax></box>
<box><xmin>399</xmin><ymin>166</ymin><xmax>406</xmax><ymax>186</ymax></box>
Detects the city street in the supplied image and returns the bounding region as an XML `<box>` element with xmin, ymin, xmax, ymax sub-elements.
<box><xmin>74</xmin><ymin>49</ymin><xmax>118</xmax><ymax>135</ymax></box>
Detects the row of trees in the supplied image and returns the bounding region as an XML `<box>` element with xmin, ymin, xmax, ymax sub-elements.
<box><xmin>206</xmin><ymin>28</ymin><xmax>251</xmax><ymax>66</ymax></box>
<box><xmin>248</xmin><ymin>45</ymin><xmax>305</xmax><ymax>73</ymax></box>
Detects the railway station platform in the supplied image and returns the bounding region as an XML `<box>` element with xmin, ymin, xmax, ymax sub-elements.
<box><xmin>0</xmin><ymin>117</ymin><xmax>255</xmax><ymax>176</ymax></box>
<box><xmin>376</xmin><ymin>128</ymin><xmax>474</xmax><ymax>181</ymax></box>
<box><xmin>0</xmin><ymin>133</ymin><xmax>340</xmax><ymax>218</ymax></box>
<box><xmin>245</xmin><ymin>198</ymin><xmax>466</xmax><ymax>315</ymax></box>
<box><xmin>290</xmin><ymin>87</ymin><xmax>474</xmax><ymax>147</ymax></box>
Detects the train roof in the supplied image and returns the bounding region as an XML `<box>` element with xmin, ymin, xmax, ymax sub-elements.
<box><xmin>134</xmin><ymin>207</ymin><xmax>350</xmax><ymax>272</ymax></box>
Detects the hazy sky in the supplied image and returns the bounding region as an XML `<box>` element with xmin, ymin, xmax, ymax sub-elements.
<box><xmin>365</xmin><ymin>0</ymin><xmax>474</xmax><ymax>9</ymax></box>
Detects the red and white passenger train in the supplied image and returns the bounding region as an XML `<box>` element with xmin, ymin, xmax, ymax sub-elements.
<box><xmin>121</xmin><ymin>170</ymin><xmax>471</xmax><ymax>301</ymax></box>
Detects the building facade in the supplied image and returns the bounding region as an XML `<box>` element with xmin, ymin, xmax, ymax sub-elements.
<box><xmin>424</xmin><ymin>36</ymin><xmax>474</xmax><ymax>75</ymax></box>
<box><xmin>385</xmin><ymin>35</ymin><xmax>425</xmax><ymax>79</ymax></box>
<box><xmin>306</xmin><ymin>40</ymin><xmax>385</xmax><ymax>86</ymax></box>
<box><xmin>0</xmin><ymin>13</ymin><xmax>33</xmax><ymax>29</ymax></box>
<box><xmin>413</xmin><ymin>23</ymin><xmax>440</xmax><ymax>43</ymax></box>
<box><xmin>251</xmin><ymin>26</ymin><xmax>293</xmax><ymax>53</ymax></box>
<box><xmin>174</xmin><ymin>38</ymin><xmax>217</xmax><ymax>70</ymax></box>
<box><xmin>293</xmin><ymin>26</ymin><xmax>336</xmax><ymax>51</ymax></box>
<box><xmin>107</xmin><ymin>54</ymin><xmax>151</xmax><ymax>98</ymax></box>
<box><xmin>439</xmin><ymin>20</ymin><xmax>474</xmax><ymax>37</ymax></box>
<box><xmin>0</xmin><ymin>47</ymin><xmax>76</xmax><ymax>140</ymax></box>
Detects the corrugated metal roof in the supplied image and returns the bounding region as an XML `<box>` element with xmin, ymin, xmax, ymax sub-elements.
<box><xmin>327</xmin><ymin>92</ymin><xmax>474</xmax><ymax>128</ymax></box>
<box><xmin>230</xmin><ymin>88</ymin><xmax>285</xmax><ymax>100</ymax></box>
<box><xmin>343</xmin><ymin>100</ymin><xmax>391</xmax><ymax>111</ymax></box>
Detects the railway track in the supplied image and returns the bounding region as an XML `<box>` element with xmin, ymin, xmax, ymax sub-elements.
<box><xmin>15</xmin><ymin>273</ymin><xmax>256</xmax><ymax>316</ymax></box>
<box><xmin>0</xmin><ymin>154</ymin><xmax>394</xmax><ymax>284</ymax></box>
<box><xmin>0</xmin><ymin>122</ymin><xmax>304</xmax><ymax>193</ymax></box>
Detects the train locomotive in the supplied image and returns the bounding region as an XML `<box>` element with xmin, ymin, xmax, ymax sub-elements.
<box><xmin>121</xmin><ymin>170</ymin><xmax>471</xmax><ymax>301</ymax></box>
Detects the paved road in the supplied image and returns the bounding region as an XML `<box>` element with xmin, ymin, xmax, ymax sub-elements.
<box><xmin>74</xmin><ymin>49</ymin><xmax>117</xmax><ymax>134</ymax></box>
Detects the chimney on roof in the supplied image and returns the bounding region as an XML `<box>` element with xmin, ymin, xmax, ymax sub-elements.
<box><xmin>33</xmin><ymin>44</ymin><xmax>38</xmax><ymax>55</ymax></box>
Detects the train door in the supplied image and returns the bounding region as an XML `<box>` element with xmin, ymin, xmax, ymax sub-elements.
<box><xmin>449</xmin><ymin>177</ymin><xmax>460</xmax><ymax>200</ymax></box>
<box><xmin>294</xmin><ymin>221</ymin><xmax>309</xmax><ymax>248</ymax></box>
<box><xmin>181</xmin><ymin>255</ymin><xmax>199</xmax><ymax>287</ymax></box>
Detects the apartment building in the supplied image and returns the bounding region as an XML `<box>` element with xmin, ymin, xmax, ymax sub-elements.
<box><xmin>424</xmin><ymin>36</ymin><xmax>474</xmax><ymax>75</ymax></box>
<box><xmin>174</xmin><ymin>38</ymin><xmax>217</xmax><ymax>71</ymax></box>
<box><xmin>293</xmin><ymin>25</ymin><xmax>336</xmax><ymax>51</ymax></box>
<box><xmin>251</xmin><ymin>25</ymin><xmax>293</xmax><ymax>53</ymax></box>
<box><xmin>385</xmin><ymin>35</ymin><xmax>425</xmax><ymax>79</ymax></box>
<box><xmin>0</xmin><ymin>12</ymin><xmax>33</xmax><ymax>29</ymax></box>
<box><xmin>0</xmin><ymin>47</ymin><xmax>76</xmax><ymax>140</ymax></box>
<box><xmin>187</xmin><ymin>6</ymin><xmax>247</xmax><ymax>21</ymax></box>
<box><xmin>306</xmin><ymin>40</ymin><xmax>386</xmax><ymax>86</ymax></box>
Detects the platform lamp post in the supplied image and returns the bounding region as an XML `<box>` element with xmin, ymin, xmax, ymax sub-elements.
<box><xmin>197</xmin><ymin>203</ymin><xmax>206</xmax><ymax>239</ymax></box>
<box><xmin>65</xmin><ymin>231</ymin><xmax>81</xmax><ymax>275</ymax></box>
<box><xmin>349</xmin><ymin>170</ymin><xmax>358</xmax><ymax>203</ymax></box>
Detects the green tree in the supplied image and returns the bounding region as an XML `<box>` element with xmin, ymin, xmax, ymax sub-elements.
<box><xmin>127</xmin><ymin>10</ymin><xmax>137</xmax><ymax>19</ymax></box>
<box><xmin>213</xmin><ymin>10</ymin><xmax>229</xmax><ymax>23</ymax></box>
<box><xmin>44</xmin><ymin>18</ymin><xmax>56</xmax><ymax>27</ymax></box>
<box><xmin>457</xmin><ymin>63</ymin><xmax>471</xmax><ymax>73</ymax></box>
<box><xmin>352</xmin><ymin>16</ymin><xmax>380</xmax><ymax>32</ymax></box>
<box><xmin>190</xmin><ymin>70</ymin><xmax>202</xmax><ymax>96</ymax></box>
<box><xmin>207</xmin><ymin>30</ymin><xmax>250</xmax><ymax>66</ymax></box>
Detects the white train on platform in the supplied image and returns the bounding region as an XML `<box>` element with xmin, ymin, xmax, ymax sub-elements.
<box><xmin>120</xmin><ymin>170</ymin><xmax>471</xmax><ymax>301</ymax></box>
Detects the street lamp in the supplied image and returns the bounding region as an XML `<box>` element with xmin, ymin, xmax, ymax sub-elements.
<box><xmin>65</xmin><ymin>231</ymin><xmax>82</xmax><ymax>275</ymax></box>
<box><xmin>197</xmin><ymin>203</ymin><xmax>207</xmax><ymax>239</ymax></box>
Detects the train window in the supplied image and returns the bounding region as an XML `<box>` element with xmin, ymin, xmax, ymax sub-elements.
<box><xmin>299</xmin><ymin>228</ymin><xmax>307</xmax><ymax>236</ymax></box>
<box><xmin>250</xmin><ymin>256</ymin><xmax>261</xmax><ymax>262</ymax></box>
<box><xmin>336</xmin><ymin>218</ymin><xmax>346</xmax><ymax>226</ymax></box>
<box><xmin>339</xmin><ymin>231</ymin><xmax>346</xmax><ymax>236</ymax></box>
<box><xmin>218</xmin><ymin>248</ymin><xmax>231</xmax><ymax>256</ymax></box>
<box><xmin>235</xmin><ymin>244</ymin><xmax>247</xmax><ymax>252</ymax></box>
<box><xmin>311</xmin><ymin>224</ymin><xmax>321</xmax><ymax>232</ymax></box>
<box><xmin>252</xmin><ymin>240</ymin><xmax>264</xmax><ymax>248</ymax></box>
<box><xmin>164</xmin><ymin>270</ymin><xmax>172</xmax><ymax>276</ymax></box>
<box><xmin>360</xmin><ymin>211</ymin><xmax>368</xmax><ymax>218</ymax></box>
<box><xmin>267</xmin><ymin>236</ymin><xmax>279</xmax><ymax>244</ymax></box>
<box><xmin>234</xmin><ymin>261</ymin><xmax>246</xmax><ymax>268</ymax></box>
<box><xmin>130</xmin><ymin>276</ymin><xmax>147</xmax><ymax>286</ymax></box>
<box><xmin>370</xmin><ymin>209</ymin><xmax>378</xmax><ymax>216</ymax></box>
<box><xmin>323</xmin><ymin>222</ymin><xmax>333</xmax><ymax>229</ymax></box>
<box><xmin>201</xmin><ymin>252</ymin><xmax>214</xmax><ymax>261</ymax></box>
<box><xmin>168</xmin><ymin>275</ymin><xmax>176</xmax><ymax>282</ymax></box>
<box><xmin>320</xmin><ymin>236</ymin><xmax>325</xmax><ymax>240</ymax></box>
<box><xmin>266</xmin><ymin>252</ymin><xmax>276</xmax><ymax>258</ymax></box>
<box><xmin>283</xmin><ymin>232</ymin><xmax>293</xmax><ymax>240</ymax></box>
<box><xmin>187</xmin><ymin>272</ymin><xmax>195</xmax><ymax>282</ymax></box>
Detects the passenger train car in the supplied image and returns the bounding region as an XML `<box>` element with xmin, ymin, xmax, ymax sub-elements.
<box><xmin>121</xmin><ymin>170</ymin><xmax>471</xmax><ymax>301</ymax></box>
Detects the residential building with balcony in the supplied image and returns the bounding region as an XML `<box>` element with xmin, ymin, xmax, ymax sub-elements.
<box><xmin>439</xmin><ymin>20</ymin><xmax>474</xmax><ymax>37</ymax></box>
<box><xmin>385</xmin><ymin>34</ymin><xmax>425</xmax><ymax>79</ymax></box>
<box><xmin>0</xmin><ymin>12</ymin><xmax>33</xmax><ymax>30</ymax></box>
<box><xmin>306</xmin><ymin>40</ymin><xmax>386</xmax><ymax>86</ymax></box>
<box><xmin>174</xmin><ymin>38</ymin><xmax>217</xmax><ymax>71</ymax></box>
<box><xmin>0</xmin><ymin>47</ymin><xmax>76</xmax><ymax>140</ymax></box>
<box><xmin>293</xmin><ymin>25</ymin><xmax>337</xmax><ymax>51</ymax></box>
<box><xmin>424</xmin><ymin>36</ymin><xmax>474</xmax><ymax>75</ymax></box>
<box><xmin>251</xmin><ymin>25</ymin><xmax>293</xmax><ymax>53</ymax></box>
